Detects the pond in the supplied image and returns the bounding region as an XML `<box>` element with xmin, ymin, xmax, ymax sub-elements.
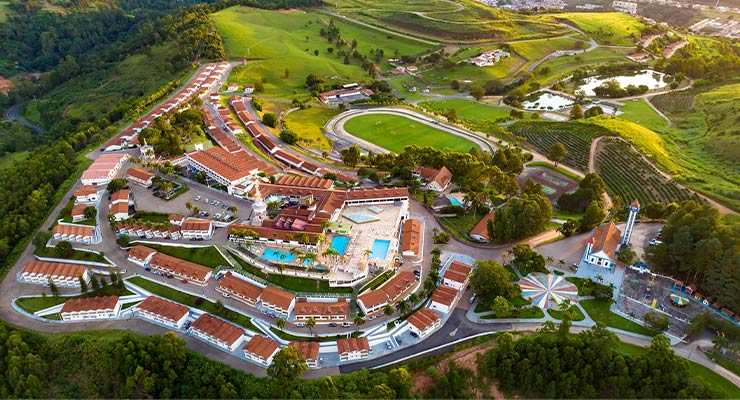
<box><xmin>521</xmin><ymin>91</ymin><xmax>574</xmax><ymax>111</ymax></box>
<box><xmin>577</xmin><ymin>69</ymin><xmax>669</xmax><ymax>96</ymax></box>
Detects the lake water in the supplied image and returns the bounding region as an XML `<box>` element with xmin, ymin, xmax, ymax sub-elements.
<box><xmin>578</xmin><ymin>69</ymin><xmax>668</xmax><ymax>96</ymax></box>
<box><xmin>521</xmin><ymin>92</ymin><xmax>574</xmax><ymax>111</ymax></box>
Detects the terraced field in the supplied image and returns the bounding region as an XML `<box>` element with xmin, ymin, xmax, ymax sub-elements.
<box><xmin>508</xmin><ymin>121</ymin><xmax>611</xmax><ymax>172</ymax></box>
<box><xmin>595</xmin><ymin>138</ymin><xmax>701</xmax><ymax>205</ymax></box>
<box><xmin>649</xmin><ymin>91</ymin><xmax>696</xmax><ymax>114</ymax></box>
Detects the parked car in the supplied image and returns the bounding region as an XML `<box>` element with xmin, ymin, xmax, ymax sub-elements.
<box><xmin>328</xmin><ymin>322</ymin><xmax>337</xmax><ymax>327</ymax></box>
<box><xmin>194</xmin><ymin>195</ymin><xmax>201</xmax><ymax>201</ymax></box>
<box><xmin>204</xmin><ymin>198</ymin><xmax>209</xmax><ymax>203</ymax></box>
<box><xmin>295</xmin><ymin>322</ymin><xmax>306</xmax><ymax>327</ymax></box>
<box><xmin>221</xmin><ymin>292</ymin><xmax>230</xmax><ymax>298</ymax></box>
<box><xmin>649</xmin><ymin>239</ymin><xmax>663</xmax><ymax>246</ymax></box>
<box><xmin>409</xmin><ymin>331</ymin><xmax>419</xmax><ymax>338</ymax></box>
<box><xmin>413</xmin><ymin>270</ymin><xmax>420</xmax><ymax>277</ymax></box>
<box><xmin>165</xmin><ymin>274</ymin><xmax>174</xmax><ymax>279</ymax></box>
<box><xmin>214</xmin><ymin>213</ymin><xmax>222</xmax><ymax>219</ymax></box>
<box><xmin>144</xmin><ymin>267</ymin><xmax>151</xmax><ymax>272</ymax></box>
<box><xmin>181</xmin><ymin>279</ymin><xmax>188</xmax><ymax>284</ymax></box>
<box><xmin>212</xmin><ymin>200</ymin><xmax>219</xmax><ymax>206</ymax></box>
<box><xmin>469</xmin><ymin>293</ymin><xmax>477</xmax><ymax>304</ymax></box>
<box><xmin>341</xmin><ymin>322</ymin><xmax>351</xmax><ymax>327</ymax></box>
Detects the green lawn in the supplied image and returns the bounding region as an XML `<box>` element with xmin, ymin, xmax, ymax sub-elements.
<box><xmin>387</xmin><ymin>75</ymin><xmax>430</xmax><ymax>101</ymax></box>
<box><xmin>547</xmin><ymin>306</ymin><xmax>586</xmax><ymax>321</ymax></box>
<box><xmin>282</xmin><ymin>107</ymin><xmax>338</xmax><ymax>151</ymax></box>
<box><xmin>580</xmin><ymin>299</ymin><xmax>653</xmax><ymax>336</ymax></box>
<box><xmin>132</xmin><ymin>211</ymin><xmax>171</xmax><ymax>223</ymax></box>
<box><xmin>232</xmin><ymin>254</ymin><xmax>353</xmax><ymax>294</ymax></box>
<box><xmin>15</xmin><ymin>285</ymin><xmax>133</xmax><ymax>314</ymax></box>
<box><xmin>531</xmin><ymin>47</ymin><xmax>632</xmax><ymax>87</ymax></box>
<box><xmin>0</xmin><ymin>150</ymin><xmax>29</xmax><ymax>170</ymax></box>
<box><xmin>359</xmin><ymin>270</ymin><xmax>395</xmax><ymax>293</ymax></box>
<box><xmin>481</xmin><ymin>306</ymin><xmax>544</xmax><ymax>319</ymax></box>
<box><xmin>617</xmin><ymin>99</ymin><xmax>669</xmax><ymax>132</ymax></box>
<box><xmin>617</xmin><ymin>343</ymin><xmax>740</xmax><ymax>399</ymax></box>
<box><xmin>269</xmin><ymin>327</ymin><xmax>361</xmax><ymax>342</ymax></box>
<box><xmin>213</xmin><ymin>7</ymin><xmax>430</xmax><ymax>100</ymax></box>
<box><xmin>127</xmin><ymin>276</ymin><xmax>259</xmax><ymax>331</ymax></box>
<box><xmin>34</xmin><ymin>246</ymin><xmax>108</xmax><ymax>264</ymax></box>
<box><xmin>424</xmin><ymin>99</ymin><xmax>511</xmax><ymax>122</ymax></box>
<box><xmin>439</xmin><ymin>213</ymin><xmax>484</xmax><ymax>242</ymax></box>
<box><xmin>422</xmin><ymin>55</ymin><xmax>526</xmax><ymax>85</ymax></box>
<box><xmin>343</xmin><ymin>113</ymin><xmax>478</xmax><ymax>153</ymax></box>
<box><xmin>526</xmin><ymin>161</ymin><xmax>582</xmax><ymax>181</ymax></box>
<box><xmin>54</xmin><ymin>199</ymin><xmax>96</xmax><ymax>226</ymax></box>
<box><xmin>509</xmin><ymin>36</ymin><xmax>585</xmax><ymax>61</ymax></box>
<box><xmin>130</xmin><ymin>242</ymin><xmax>228</xmax><ymax>269</ymax></box>
<box><xmin>552</xmin><ymin>12</ymin><xmax>644</xmax><ymax>46</ymax></box>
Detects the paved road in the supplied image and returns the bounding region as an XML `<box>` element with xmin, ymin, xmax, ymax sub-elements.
<box><xmin>5</xmin><ymin>104</ymin><xmax>45</xmax><ymax>133</ymax></box>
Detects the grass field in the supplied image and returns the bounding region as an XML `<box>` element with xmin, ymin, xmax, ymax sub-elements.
<box><xmin>130</xmin><ymin>242</ymin><xmax>228</xmax><ymax>268</ymax></box>
<box><xmin>617</xmin><ymin>99</ymin><xmax>669</xmax><ymax>132</ymax></box>
<box><xmin>422</xmin><ymin>54</ymin><xmax>526</xmax><ymax>84</ymax></box>
<box><xmin>580</xmin><ymin>299</ymin><xmax>653</xmax><ymax>336</ymax></box>
<box><xmin>343</xmin><ymin>113</ymin><xmax>478</xmax><ymax>153</ymax></box>
<box><xmin>0</xmin><ymin>150</ymin><xmax>28</xmax><ymax>170</ymax></box>
<box><xmin>127</xmin><ymin>276</ymin><xmax>259</xmax><ymax>331</ymax></box>
<box><xmin>213</xmin><ymin>7</ymin><xmax>431</xmax><ymax>99</ymax></box>
<box><xmin>34</xmin><ymin>246</ymin><xmax>108</xmax><ymax>264</ymax></box>
<box><xmin>282</xmin><ymin>107</ymin><xmax>338</xmax><ymax>151</ymax></box>
<box><xmin>552</xmin><ymin>12</ymin><xmax>645</xmax><ymax>46</ymax></box>
<box><xmin>387</xmin><ymin>75</ymin><xmax>430</xmax><ymax>101</ymax></box>
<box><xmin>531</xmin><ymin>47</ymin><xmax>632</xmax><ymax>87</ymax></box>
<box><xmin>617</xmin><ymin>342</ymin><xmax>740</xmax><ymax>399</ymax></box>
<box><xmin>424</xmin><ymin>98</ymin><xmax>511</xmax><ymax>122</ymax></box>
<box><xmin>0</xmin><ymin>1</ymin><xmax>10</xmax><ymax>22</ymax></box>
<box><xmin>547</xmin><ymin>305</ymin><xmax>586</xmax><ymax>321</ymax></box>
<box><xmin>15</xmin><ymin>285</ymin><xmax>133</xmax><ymax>314</ymax></box>
<box><xmin>439</xmin><ymin>213</ymin><xmax>484</xmax><ymax>242</ymax></box>
<box><xmin>333</xmin><ymin>0</ymin><xmax>462</xmax><ymax>13</ymax></box>
<box><xmin>509</xmin><ymin>36</ymin><xmax>585</xmax><ymax>61</ymax></box>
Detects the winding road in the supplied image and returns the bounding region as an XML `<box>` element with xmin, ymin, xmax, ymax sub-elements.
<box><xmin>4</xmin><ymin>104</ymin><xmax>45</xmax><ymax>134</ymax></box>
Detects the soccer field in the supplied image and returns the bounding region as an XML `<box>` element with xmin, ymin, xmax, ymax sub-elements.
<box><xmin>342</xmin><ymin>113</ymin><xmax>478</xmax><ymax>153</ymax></box>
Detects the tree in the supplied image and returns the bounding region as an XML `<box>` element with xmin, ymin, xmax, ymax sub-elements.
<box><xmin>267</xmin><ymin>345</ymin><xmax>308</xmax><ymax>381</ymax></box>
<box><xmin>547</xmin><ymin>142</ymin><xmax>567</xmax><ymax>167</ymax></box>
<box><xmin>306</xmin><ymin>317</ymin><xmax>316</xmax><ymax>335</ymax></box>
<box><xmin>90</xmin><ymin>273</ymin><xmax>100</xmax><ymax>291</ymax></box>
<box><xmin>262</xmin><ymin>112</ymin><xmax>277</xmax><ymax>128</ymax></box>
<box><xmin>341</xmin><ymin>145</ymin><xmax>361</xmax><ymax>167</ymax></box>
<box><xmin>471</xmin><ymin>86</ymin><xmax>484</xmax><ymax>101</ymax></box>
<box><xmin>33</xmin><ymin>230</ymin><xmax>51</xmax><ymax>249</ymax></box>
<box><xmin>643</xmin><ymin>311</ymin><xmax>670</xmax><ymax>334</ymax></box>
<box><xmin>569</xmin><ymin>103</ymin><xmax>583</xmax><ymax>120</ymax></box>
<box><xmin>581</xmin><ymin>200</ymin><xmax>606</xmax><ymax>231</ymax></box>
<box><xmin>107</xmin><ymin>178</ymin><xmax>128</xmax><ymax>193</ymax></box>
<box><xmin>116</xmin><ymin>235</ymin><xmax>130</xmax><ymax>247</ymax></box>
<box><xmin>228</xmin><ymin>205</ymin><xmax>238</xmax><ymax>214</ymax></box>
<box><xmin>584</xmin><ymin>106</ymin><xmax>604</xmax><ymax>118</ymax></box>
<box><xmin>618</xmin><ymin>248</ymin><xmax>638</xmax><ymax>265</ymax></box>
<box><xmin>185</xmin><ymin>201</ymin><xmax>193</xmax><ymax>214</ymax></box>
<box><xmin>353</xmin><ymin>315</ymin><xmax>365</xmax><ymax>332</ymax></box>
<box><xmin>279</xmin><ymin>130</ymin><xmax>298</xmax><ymax>145</ymax></box>
<box><xmin>470</xmin><ymin>260</ymin><xmax>515</xmax><ymax>306</ymax></box>
<box><xmin>510</xmin><ymin>243</ymin><xmax>547</xmax><ymax>275</ymax></box>
<box><xmin>492</xmin><ymin>296</ymin><xmax>514</xmax><ymax>318</ymax></box>
<box><xmin>396</xmin><ymin>299</ymin><xmax>410</xmax><ymax>315</ymax></box>
<box><xmin>49</xmin><ymin>277</ymin><xmax>59</xmax><ymax>296</ymax></box>
<box><xmin>557</xmin><ymin>219</ymin><xmax>579</xmax><ymax>238</ymax></box>
<box><xmin>283</xmin><ymin>68</ymin><xmax>290</xmax><ymax>78</ymax></box>
<box><xmin>79</xmin><ymin>275</ymin><xmax>88</xmax><ymax>294</ymax></box>
<box><xmin>384</xmin><ymin>304</ymin><xmax>394</xmax><ymax>316</ymax></box>
<box><xmin>83</xmin><ymin>206</ymin><xmax>97</xmax><ymax>220</ymax></box>
<box><xmin>369</xmin><ymin>384</ymin><xmax>396</xmax><ymax>399</ymax></box>
<box><xmin>55</xmin><ymin>240</ymin><xmax>73</xmax><ymax>258</ymax></box>
<box><xmin>387</xmin><ymin>368</ymin><xmax>413</xmax><ymax>398</ymax></box>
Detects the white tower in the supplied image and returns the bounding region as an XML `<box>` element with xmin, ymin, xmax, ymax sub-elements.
<box><xmin>249</xmin><ymin>181</ymin><xmax>267</xmax><ymax>226</ymax></box>
<box><xmin>621</xmin><ymin>199</ymin><xmax>640</xmax><ymax>246</ymax></box>
<box><xmin>139</xmin><ymin>138</ymin><xmax>154</xmax><ymax>163</ymax></box>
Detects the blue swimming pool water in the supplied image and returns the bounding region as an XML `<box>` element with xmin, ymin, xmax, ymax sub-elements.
<box><xmin>261</xmin><ymin>249</ymin><xmax>296</xmax><ymax>262</ymax></box>
<box><xmin>371</xmin><ymin>239</ymin><xmax>391</xmax><ymax>259</ymax></box>
<box><xmin>449</xmin><ymin>197</ymin><xmax>463</xmax><ymax>206</ymax></box>
<box><xmin>330</xmin><ymin>235</ymin><xmax>350</xmax><ymax>255</ymax></box>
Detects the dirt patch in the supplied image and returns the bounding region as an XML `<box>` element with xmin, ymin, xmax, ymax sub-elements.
<box><xmin>62</xmin><ymin>104</ymin><xmax>74</xmax><ymax>120</ymax></box>
<box><xmin>0</xmin><ymin>76</ymin><xmax>13</xmax><ymax>95</ymax></box>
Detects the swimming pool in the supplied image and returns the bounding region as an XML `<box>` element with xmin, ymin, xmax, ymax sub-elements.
<box><xmin>370</xmin><ymin>239</ymin><xmax>391</xmax><ymax>259</ymax></box>
<box><xmin>330</xmin><ymin>235</ymin><xmax>350</xmax><ymax>255</ymax></box>
<box><xmin>261</xmin><ymin>249</ymin><xmax>296</xmax><ymax>263</ymax></box>
<box><xmin>449</xmin><ymin>197</ymin><xmax>463</xmax><ymax>206</ymax></box>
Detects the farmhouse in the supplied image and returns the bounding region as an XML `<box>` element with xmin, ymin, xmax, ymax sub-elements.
<box><xmin>180</xmin><ymin>219</ymin><xmax>214</xmax><ymax>240</ymax></box>
<box><xmin>81</xmin><ymin>153</ymin><xmax>130</xmax><ymax>186</ymax></box>
<box><xmin>52</xmin><ymin>223</ymin><xmax>95</xmax><ymax>244</ymax></box>
<box><xmin>243</xmin><ymin>335</ymin><xmax>280</xmax><ymax>366</ymax></box>
<box><xmin>60</xmin><ymin>296</ymin><xmax>120</xmax><ymax>321</ymax></box>
<box><xmin>442</xmin><ymin>261</ymin><xmax>473</xmax><ymax>291</ymax></box>
<box><xmin>430</xmin><ymin>284</ymin><xmax>459</xmax><ymax>313</ymax></box>
<box><xmin>74</xmin><ymin>185</ymin><xmax>99</xmax><ymax>203</ymax></box>
<box><xmin>21</xmin><ymin>259</ymin><xmax>91</xmax><ymax>287</ymax></box>
<box><xmin>584</xmin><ymin>222</ymin><xmax>622</xmax><ymax>269</ymax></box>
<box><xmin>226</xmin><ymin>83</ymin><xmax>239</xmax><ymax>93</ymax></box>
<box><xmin>469</xmin><ymin>212</ymin><xmax>495</xmax><ymax>243</ymax></box>
<box><xmin>293</xmin><ymin>298</ymin><xmax>349</xmax><ymax>322</ymax></box>
<box><xmin>259</xmin><ymin>285</ymin><xmax>296</xmax><ymax>317</ymax></box>
<box><xmin>136</xmin><ymin>296</ymin><xmax>190</xmax><ymax>329</ymax></box>
<box><xmin>217</xmin><ymin>272</ymin><xmax>263</xmax><ymax>306</ymax></box>
<box><xmin>149</xmin><ymin>252</ymin><xmax>213</xmax><ymax>285</ymax></box>
<box><xmin>244</xmin><ymin>85</ymin><xmax>254</xmax><ymax>94</ymax></box>
<box><xmin>627</xmin><ymin>52</ymin><xmax>652</xmax><ymax>63</ymax></box>
<box><xmin>400</xmin><ymin>218</ymin><xmax>422</xmax><ymax>257</ymax></box>
<box><xmin>407</xmin><ymin>307</ymin><xmax>442</xmax><ymax>338</ymax></box>
<box><xmin>337</xmin><ymin>337</ymin><xmax>370</xmax><ymax>361</ymax></box>
<box><xmin>126</xmin><ymin>167</ymin><xmax>155</xmax><ymax>187</ymax></box>
<box><xmin>289</xmin><ymin>341</ymin><xmax>320</xmax><ymax>368</ymax></box>
<box><xmin>416</xmin><ymin>166</ymin><xmax>453</xmax><ymax>192</ymax></box>
<box><xmin>189</xmin><ymin>313</ymin><xmax>245</xmax><ymax>351</ymax></box>
<box><xmin>469</xmin><ymin>49</ymin><xmax>510</xmax><ymax>67</ymax></box>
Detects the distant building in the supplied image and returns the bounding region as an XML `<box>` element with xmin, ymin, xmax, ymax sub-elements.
<box><xmin>243</xmin><ymin>85</ymin><xmax>254</xmax><ymax>95</ymax></box>
<box><xmin>126</xmin><ymin>167</ymin><xmax>155</xmax><ymax>187</ymax></box>
<box><xmin>415</xmin><ymin>166</ymin><xmax>453</xmax><ymax>192</ymax></box>
<box><xmin>469</xmin><ymin>212</ymin><xmax>494</xmax><ymax>243</ymax></box>
<box><xmin>612</xmin><ymin>0</ymin><xmax>637</xmax><ymax>14</ymax></box>
<box><xmin>181</xmin><ymin>219</ymin><xmax>214</xmax><ymax>240</ymax></box>
<box><xmin>81</xmin><ymin>153</ymin><xmax>129</xmax><ymax>186</ymax></box>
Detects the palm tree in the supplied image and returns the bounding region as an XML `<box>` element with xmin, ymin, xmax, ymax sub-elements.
<box><xmin>713</xmin><ymin>332</ymin><xmax>728</xmax><ymax>353</ymax></box>
<box><xmin>363</xmin><ymin>248</ymin><xmax>372</xmax><ymax>259</ymax></box>
<box><xmin>306</xmin><ymin>317</ymin><xmax>316</xmax><ymax>336</ymax></box>
<box><xmin>185</xmin><ymin>201</ymin><xmax>193</xmax><ymax>214</ymax></box>
<box><xmin>276</xmin><ymin>317</ymin><xmax>286</xmax><ymax>332</ymax></box>
<box><xmin>193</xmin><ymin>205</ymin><xmax>201</xmax><ymax>216</ymax></box>
<box><xmin>408</xmin><ymin>292</ymin><xmax>419</xmax><ymax>306</ymax></box>
<box><xmin>321</xmin><ymin>220</ymin><xmax>331</xmax><ymax>231</ymax></box>
<box><xmin>228</xmin><ymin>205</ymin><xmax>238</xmax><ymax>214</ymax></box>
<box><xmin>429</xmin><ymin>269</ymin><xmax>441</xmax><ymax>285</ymax></box>
<box><xmin>546</xmin><ymin>256</ymin><xmax>554</xmax><ymax>268</ymax></box>
<box><xmin>383</xmin><ymin>304</ymin><xmax>394</xmax><ymax>316</ymax></box>
<box><xmin>595</xmin><ymin>274</ymin><xmax>604</xmax><ymax>284</ymax></box>
<box><xmin>353</xmin><ymin>315</ymin><xmax>365</xmax><ymax>332</ymax></box>
<box><xmin>322</xmin><ymin>248</ymin><xmax>339</xmax><ymax>263</ymax></box>
<box><xmin>396</xmin><ymin>299</ymin><xmax>410</xmax><ymax>315</ymax></box>
<box><xmin>424</xmin><ymin>276</ymin><xmax>437</xmax><ymax>294</ymax></box>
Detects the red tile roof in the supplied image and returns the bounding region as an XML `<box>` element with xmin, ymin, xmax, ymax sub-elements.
<box><xmin>181</xmin><ymin>219</ymin><xmax>212</xmax><ymax>231</ymax></box>
<box><xmin>137</xmin><ymin>296</ymin><xmax>189</xmax><ymax>322</ymax></box>
<box><xmin>293</xmin><ymin>299</ymin><xmax>349</xmax><ymax>318</ymax></box>
<box><xmin>469</xmin><ymin>213</ymin><xmax>494</xmax><ymax>241</ymax></box>
<box><xmin>110</xmin><ymin>202</ymin><xmax>129</xmax><ymax>215</ymax></box>
<box><xmin>191</xmin><ymin>313</ymin><xmax>244</xmax><ymax>346</ymax></box>
<box><xmin>401</xmin><ymin>219</ymin><xmax>421</xmax><ymax>255</ymax></box>
<box><xmin>431</xmin><ymin>285</ymin><xmax>458</xmax><ymax>307</ymax></box>
<box><xmin>418</xmin><ymin>166</ymin><xmax>453</xmax><ymax>188</ymax></box>
<box><xmin>243</xmin><ymin>335</ymin><xmax>280</xmax><ymax>360</ymax></box>
<box><xmin>53</xmin><ymin>224</ymin><xmax>94</xmax><ymax>238</ymax></box>
<box><xmin>128</xmin><ymin>245</ymin><xmax>157</xmax><ymax>261</ymax></box>
<box><xmin>260</xmin><ymin>286</ymin><xmax>295</xmax><ymax>310</ymax></box>
<box><xmin>407</xmin><ymin>307</ymin><xmax>441</xmax><ymax>331</ymax></box>
<box><xmin>71</xmin><ymin>203</ymin><xmax>88</xmax><ymax>217</ymax></box>
<box><xmin>289</xmin><ymin>341</ymin><xmax>319</xmax><ymax>361</ymax></box>
<box><xmin>218</xmin><ymin>272</ymin><xmax>263</xmax><ymax>303</ymax></box>
<box><xmin>61</xmin><ymin>296</ymin><xmax>119</xmax><ymax>313</ymax></box>
<box><xmin>590</xmin><ymin>222</ymin><xmax>622</xmax><ymax>261</ymax></box>
<box><xmin>111</xmin><ymin>189</ymin><xmax>130</xmax><ymax>204</ymax></box>
<box><xmin>276</xmin><ymin>175</ymin><xmax>333</xmax><ymax>189</ymax></box>
<box><xmin>22</xmin><ymin>260</ymin><xmax>88</xmax><ymax>279</ymax></box>
<box><xmin>127</xmin><ymin>167</ymin><xmax>155</xmax><ymax>182</ymax></box>
<box><xmin>149</xmin><ymin>253</ymin><xmax>211</xmax><ymax>282</ymax></box>
<box><xmin>346</xmin><ymin>187</ymin><xmax>408</xmax><ymax>200</ymax></box>
<box><xmin>337</xmin><ymin>337</ymin><xmax>370</xmax><ymax>354</ymax></box>
<box><xmin>186</xmin><ymin>147</ymin><xmax>260</xmax><ymax>182</ymax></box>
<box><xmin>359</xmin><ymin>271</ymin><xmax>417</xmax><ymax>309</ymax></box>
<box><xmin>74</xmin><ymin>185</ymin><xmax>98</xmax><ymax>197</ymax></box>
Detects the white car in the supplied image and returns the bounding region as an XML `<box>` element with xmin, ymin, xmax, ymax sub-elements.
<box><xmin>194</xmin><ymin>195</ymin><xmax>202</xmax><ymax>201</ymax></box>
<box><xmin>295</xmin><ymin>322</ymin><xmax>306</xmax><ymax>327</ymax></box>
<box><xmin>649</xmin><ymin>239</ymin><xmax>663</xmax><ymax>246</ymax></box>
<box><xmin>341</xmin><ymin>322</ymin><xmax>351</xmax><ymax>327</ymax></box>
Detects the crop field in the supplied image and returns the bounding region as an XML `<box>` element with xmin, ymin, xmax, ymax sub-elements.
<box><xmin>282</xmin><ymin>107</ymin><xmax>338</xmax><ymax>151</ymax></box>
<box><xmin>423</xmin><ymin>98</ymin><xmax>511</xmax><ymax>122</ymax></box>
<box><xmin>422</xmin><ymin>54</ymin><xmax>526</xmax><ymax>84</ymax></box>
<box><xmin>508</xmin><ymin>121</ymin><xmax>611</xmax><ymax>172</ymax></box>
<box><xmin>531</xmin><ymin>47</ymin><xmax>632</xmax><ymax>86</ymax></box>
<box><xmin>509</xmin><ymin>36</ymin><xmax>585</xmax><ymax>61</ymax></box>
<box><xmin>343</xmin><ymin>113</ymin><xmax>478</xmax><ymax>153</ymax></box>
<box><xmin>213</xmin><ymin>7</ymin><xmax>431</xmax><ymax>99</ymax></box>
<box><xmin>617</xmin><ymin>99</ymin><xmax>669</xmax><ymax>132</ymax></box>
<box><xmin>595</xmin><ymin>138</ymin><xmax>701</xmax><ymax>205</ymax></box>
<box><xmin>551</xmin><ymin>12</ymin><xmax>645</xmax><ymax>46</ymax></box>
<box><xmin>649</xmin><ymin>91</ymin><xmax>696</xmax><ymax>114</ymax></box>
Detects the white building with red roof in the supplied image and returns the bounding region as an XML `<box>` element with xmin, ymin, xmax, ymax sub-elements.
<box><xmin>81</xmin><ymin>153</ymin><xmax>129</xmax><ymax>186</ymax></box>
<box><xmin>243</xmin><ymin>335</ymin><xmax>280</xmax><ymax>366</ymax></box>
<box><xmin>357</xmin><ymin>271</ymin><xmax>417</xmax><ymax>315</ymax></box>
<box><xmin>74</xmin><ymin>185</ymin><xmax>99</xmax><ymax>203</ymax></box>
<box><xmin>52</xmin><ymin>223</ymin><xmax>95</xmax><ymax>244</ymax></box>
<box><xmin>189</xmin><ymin>313</ymin><xmax>245</xmax><ymax>351</ymax></box>
<box><xmin>180</xmin><ymin>218</ymin><xmax>214</xmax><ymax>240</ymax></box>
<box><xmin>149</xmin><ymin>252</ymin><xmax>212</xmax><ymax>285</ymax></box>
<box><xmin>430</xmin><ymin>284</ymin><xmax>459</xmax><ymax>313</ymax></box>
<box><xmin>71</xmin><ymin>203</ymin><xmax>91</xmax><ymax>223</ymax></box>
<box><xmin>584</xmin><ymin>222</ymin><xmax>623</xmax><ymax>269</ymax></box>
<box><xmin>60</xmin><ymin>296</ymin><xmax>120</xmax><ymax>321</ymax></box>
<box><xmin>259</xmin><ymin>286</ymin><xmax>296</xmax><ymax>317</ymax></box>
<box><xmin>136</xmin><ymin>296</ymin><xmax>190</xmax><ymax>329</ymax></box>
<box><xmin>21</xmin><ymin>259</ymin><xmax>91</xmax><ymax>287</ymax></box>
<box><xmin>185</xmin><ymin>147</ymin><xmax>264</xmax><ymax>194</ymax></box>
<box><xmin>217</xmin><ymin>272</ymin><xmax>263</xmax><ymax>307</ymax></box>
<box><xmin>407</xmin><ymin>307</ymin><xmax>442</xmax><ymax>338</ymax></box>
<box><xmin>127</xmin><ymin>245</ymin><xmax>157</xmax><ymax>266</ymax></box>
<box><xmin>290</xmin><ymin>341</ymin><xmax>320</xmax><ymax>368</ymax></box>
<box><xmin>293</xmin><ymin>298</ymin><xmax>349</xmax><ymax>322</ymax></box>
<box><xmin>416</xmin><ymin>166</ymin><xmax>453</xmax><ymax>192</ymax></box>
<box><xmin>442</xmin><ymin>261</ymin><xmax>473</xmax><ymax>291</ymax></box>
<box><xmin>126</xmin><ymin>167</ymin><xmax>155</xmax><ymax>187</ymax></box>
<box><xmin>337</xmin><ymin>337</ymin><xmax>370</xmax><ymax>361</ymax></box>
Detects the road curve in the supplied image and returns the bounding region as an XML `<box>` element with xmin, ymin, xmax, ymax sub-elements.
<box><xmin>5</xmin><ymin>104</ymin><xmax>45</xmax><ymax>134</ymax></box>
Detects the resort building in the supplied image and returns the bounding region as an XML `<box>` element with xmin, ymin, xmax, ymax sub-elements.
<box><xmin>74</xmin><ymin>185</ymin><xmax>99</xmax><ymax>203</ymax></box>
<box><xmin>126</xmin><ymin>167</ymin><xmax>155</xmax><ymax>187</ymax></box>
<box><xmin>189</xmin><ymin>313</ymin><xmax>245</xmax><ymax>352</ymax></box>
<box><xmin>407</xmin><ymin>307</ymin><xmax>442</xmax><ymax>338</ymax></box>
<box><xmin>60</xmin><ymin>296</ymin><xmax>120</xmax><ymax>321</ymax></box>
<box><xmin>289</xmin><ymin>341</ymin><xmax>320</xmax><ymax>368</ymax></box>
<box><xmin>416</xmin><ymin>167</ymin><xmax>453</xmax><ymax>192</ymax></box>
<box><xmin>357</xmin><ymin>271</ymin><xmax>417</xmax><ymax>315</ymax></box>
<box><xmin>259</xmin><ymin>286</ymin><xmax>296</xmax><ymax>317</ymax></box>
<box><xmin>401</xmin><ymin>219</ymin><xmax>422</xmax><ymax>257</ymax></box>
<box><xmin>110</xmin><ymin>189</ymin><xmax>130</xmax><ymax>206</ymax></box>
<box><xmin>21</xmin><ymin>259</ymin><xmax>91</xmax><ymax>287</ymax></box>
<box><xmin>110</xmin><ymin>202</ymin><xmax>131</xmax><ymax>221</ymax></box>
<box><xmin>469</xmin><ymin>213</ymin><xmax>495</xmax><ymax>243</ymax></box>
<box><xmin>127</xmin><ymin>245</ymin><xmax>158</xmax><ymax>266</ymax></box>
<box><xmin>149</xmin><ymin>252</ymin><xmax>213</xmax><ymax>285</ymax></box>
<box><xmin>52</xmin><ymin>223</ymin><xmax>95</xmax><ymax>244</ymax></box>
<box><xmin>71</xmin><ymin>203</ymin><xmax>91</xmax><ymax>223</ymax></box>
<box><xmin>216</xmin><ymin>272</ymin><xmax>263</xmax><ymax>307</ymax></box>
<box><xmin>293</xmin><ymin>298</ymin><xmax>349</xmax><ymax>322</ymax></box>
<box><xmin>184</xmin><ymin>147</ymin><xmax>268</xmax><ymax>194</ymax></box>
<box><xmin>136</xmin><ymin>296</ymin><xmax>190</xmax><ymax>329</ymax></box>
<box><xmin>169</xmin><ymin>214</ymin><xmax>185</xmax><ymax>226</ymax></box>
<box><xmin>243</xmin><ymin>335</ymin><xmax>280</xmax><ymax>366</ymax></box>
<box><xmin>337</xmin><ymin>337</ymin><xmax>370</xmax><ymax>361</ymax></box>
<box><xmin>181</xmin><ymin>219</ymin><xmax>214</xmax><ymax>240</ymax></box>
<box><xmin>81</xmin><ymin>153</ymin><xmax>130</xmax><ymax>186</ymax></box>
<box><xmin>430</xmin><ymin>284</ymin><xmax>459</xmax><ymax>313</ymax></box>
<box><xmin>442</xmin><ymin>261</ymin><xmax>473</xmax><ymax>291</ymax></box>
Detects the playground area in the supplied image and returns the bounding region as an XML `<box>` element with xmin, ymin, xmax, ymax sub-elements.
<box><xmin>518</xmin><ymin>166</ymin><xmax>578</xmax><ymax>202</ymax></box>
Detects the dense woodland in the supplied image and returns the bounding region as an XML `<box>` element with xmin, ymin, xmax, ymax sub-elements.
<box><xmin>649</xmin><ymin>201</ymin><xmax>740</xmax><ymax>313</ymax></box>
